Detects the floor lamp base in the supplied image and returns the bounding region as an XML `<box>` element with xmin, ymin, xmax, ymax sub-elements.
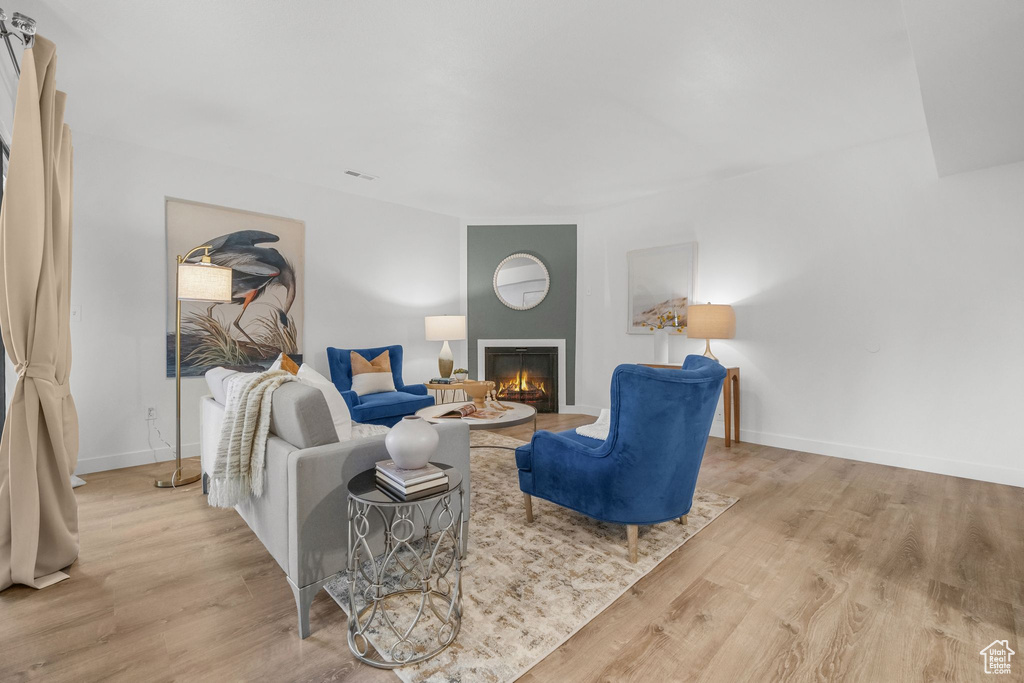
<box><xmin>155</xmin><ymin>466</ymin><xmax>202</xmax><ymax>488</ymax></box>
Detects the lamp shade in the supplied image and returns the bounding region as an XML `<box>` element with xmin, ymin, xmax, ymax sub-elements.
<box><xmin>177</xmin><ymin>262</ymin><xmax>233</xmax><ymax>302</ymax></box>
<box><xmin>687</xmin><ymin>304</ymin><xmax>735</xmax><ymax>340</ymax></box>
<box><xmin>424</xmin><ymin>315</ymin><xmax>466</xmax><ymax>341</ymax></box>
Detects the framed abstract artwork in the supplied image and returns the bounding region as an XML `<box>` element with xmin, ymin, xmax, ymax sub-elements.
<box><xmin>165</xmin><ymin>198</ymin><xmax>305</xmax><ymax>377</ymax></box>
<box><xmin>626</xmin><ymin>242</ymin><xmax>696</xmax><ymax>335</ymax></box>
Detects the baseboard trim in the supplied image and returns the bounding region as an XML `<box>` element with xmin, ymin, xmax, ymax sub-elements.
<box><xmin>75</xmin><ymin>443</ymin><xmax>200</xmax><ymax>475</ymax></box>
<box><xmin>709</xmin><ymin>423</ymin><xmax>1024</xmax><ymax>488</ymax></box>
<box><xmin>565</xmin><ymin>404</ymin><xmax>602</xmax><ymax>417</ymax></box>
<box><xmin>79</xmin><ymin>422</ymin><xmax>1021</xmax><ymax>489</ymax></box>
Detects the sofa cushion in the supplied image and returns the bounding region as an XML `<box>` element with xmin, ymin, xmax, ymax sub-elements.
<box><xmin>269</xmin><ymin>382</ymin><xmax>340</xmax><ymax>449</ymax></box>
<box><xmin>352</xmin><ymin>391</ymin><xmax>434</xmax><ymax>422</ymax></box>
<box><xmin>296</xmin><ymin>363</ymin><xmax>352</xmax><ymax>441</ymax></box>
<box><xmin>205</xmin><ymin>367</ymin><xmax>239</xmax><ymax>405</ymax></box>
<box><xmin>554</xmin><ymin>428</ymin><xmax>605</xmax><ymax>449</ymax></box>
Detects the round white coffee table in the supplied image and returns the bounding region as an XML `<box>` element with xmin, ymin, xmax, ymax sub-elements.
<box><xmin>415</xmin><ymin>401</ymin><xmax>537</xmax><ymax>448</ymax></box>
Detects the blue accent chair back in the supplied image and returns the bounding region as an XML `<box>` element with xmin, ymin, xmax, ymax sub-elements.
<box><xmin>326</xmin><ymin>345</ymin><xmax>434</xmax><ymax>427</ymax></box>
<box><xmin>515</xmin><ymin>355</ymin><xmax>726</xmax><ymax>560</ymax></box>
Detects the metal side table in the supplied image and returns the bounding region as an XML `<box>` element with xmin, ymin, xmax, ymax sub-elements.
<box><xmin>346</xmin><ymin>464</ymin><xmax>464</xmax><ymax>668</ymax></box>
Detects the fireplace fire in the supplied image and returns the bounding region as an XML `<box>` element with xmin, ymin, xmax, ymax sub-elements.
<box><xmin>496</xmin><ymin>369</ymin><xmax>547</xmax><ymax>403</ymax></box>
<box><xmin>484</xmin><ymin>346</ymin><xmax>558</xmax><ymax>413</ymax></box>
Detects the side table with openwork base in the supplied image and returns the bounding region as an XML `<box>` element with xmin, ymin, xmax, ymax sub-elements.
<box><xmin>345</xmin><ymin>465</ymin><xmax>464</xmax><ymax>668</ymax></box>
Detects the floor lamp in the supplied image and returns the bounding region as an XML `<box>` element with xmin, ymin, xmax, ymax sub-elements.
<box><xmin>157</xmin><ymin>246</ymin><xmax>233</xmax><ymax>488</ymax></box>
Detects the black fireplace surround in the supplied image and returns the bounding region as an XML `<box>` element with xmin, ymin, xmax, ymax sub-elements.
<box><xmin>484</xmin><ymin>346</ymin><xmax>558</xmax><ymax>413</ymax></box>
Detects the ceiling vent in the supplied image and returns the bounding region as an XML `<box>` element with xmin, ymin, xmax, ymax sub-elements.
<box><xmin>344</xmin><ymin>169</ymin><xmax>378</xmax><ymax>181</ymax></box>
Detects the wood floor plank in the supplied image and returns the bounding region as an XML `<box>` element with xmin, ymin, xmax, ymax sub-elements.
<box><xmin>597</xmin><ymin>577</ymin><xmax>755</xmax><ymax>682</ymax></box>
<box><xmin>1</xmin><ymin>413</ymin><xmax>1021</xmax><ymax>683</ymax></box>
<box><xmin>517</xmin><ymin>536</ymin><xmax>733</xmax><ymax>682</ymax></box>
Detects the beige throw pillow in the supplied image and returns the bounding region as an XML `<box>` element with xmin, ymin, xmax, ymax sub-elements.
<box><xmin>350</xmin><ymin>350</ymin><xmax>397</xmax><ymax>396</ymax></box>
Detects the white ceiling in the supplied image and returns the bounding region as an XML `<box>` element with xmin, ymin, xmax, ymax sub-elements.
<box><xmin>902</xmin><ymin>0</ymin><xmax>1024</xmax><ymax>177</ymax></box>
<box><xmin>13</xmin><ymin>1</ymin><xmax>1009</xmax><ymax>216</ymax></box>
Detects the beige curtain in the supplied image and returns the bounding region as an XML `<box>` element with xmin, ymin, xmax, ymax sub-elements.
<box><xmin>0</xmin><ymin>36</ymin><xmax>79</xmax><ymax>591</ymax></box>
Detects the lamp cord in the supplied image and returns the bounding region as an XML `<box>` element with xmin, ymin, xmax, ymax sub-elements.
<box><xmin>147</xmin><ymin>419</ymin><xmax>178</xmax><ymax>488</ymax></box>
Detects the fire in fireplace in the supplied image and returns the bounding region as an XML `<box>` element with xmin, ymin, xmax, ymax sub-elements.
<box><xmin>484</xmin><ymin>346</ymin><xmax>558</xmax><ymax>413</ymax></box>
<box><xmin>497</xmin><ymin>369</ymin><xmax>547</xmax><ymax>404</ymax></box>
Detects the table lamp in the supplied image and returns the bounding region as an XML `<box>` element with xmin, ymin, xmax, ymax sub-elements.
<box><xmin>424</xmin><ymin>315</ymin><xmax>466</xmax><ymax>379</ymax></box>
<box><xmin>157</xmin><ymin>246</ymin><xmax>233</xmax><ymax>488</ymax></box>
<box><xmin>687</xmin><ymin>303</ymin><xmax>735</xmax><ymax>361</ymax></box>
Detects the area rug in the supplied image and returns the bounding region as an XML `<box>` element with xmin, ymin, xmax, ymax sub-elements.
<box><xmin>325</xmin><ymin>431</ymin><xmax>738</xmax><ymax>682</ymax></box>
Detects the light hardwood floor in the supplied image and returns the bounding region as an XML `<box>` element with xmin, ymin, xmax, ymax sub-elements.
<box><xmin>1</xmin><ymin>414</ymin><xmax>1021</xmax><ymax>682</ymax></box>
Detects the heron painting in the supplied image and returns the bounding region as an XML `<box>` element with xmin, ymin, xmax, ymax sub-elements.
<box><xmin>166</xmin><ymin>199</ymin><xmax>305</xmax><ymax>377</ymax></box>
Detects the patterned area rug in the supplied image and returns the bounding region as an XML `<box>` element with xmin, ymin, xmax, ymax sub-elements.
<box><xmin>325</xmin><ymin>431</ymin><xmax>738</xmax><ymax>682</ymax></box>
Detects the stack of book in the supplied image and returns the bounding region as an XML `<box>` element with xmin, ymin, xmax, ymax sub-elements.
<box><xmin>375</xmin><ymin>460</ymin><xmax>449</xmax><ymax>501</ymax></box>
<box><xmin>429</xmin><ymin>377</ymin><xmax>455</xmax><ymax>384</ymax></box>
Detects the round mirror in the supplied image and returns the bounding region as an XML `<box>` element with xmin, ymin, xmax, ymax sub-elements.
<box><xmin>493</xmin><ymin>253</ymin><xmax>550</xmax><ymax>310</ymax></box>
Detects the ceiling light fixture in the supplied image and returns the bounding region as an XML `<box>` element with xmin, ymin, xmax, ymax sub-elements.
<box><xmin>344</xmin><ymin>169</ymin><xmax>378</xmax><ymax>181</ymax></box>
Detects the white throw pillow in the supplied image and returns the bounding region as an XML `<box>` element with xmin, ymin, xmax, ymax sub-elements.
<box><xmin>268</xmin><ymin>353</ymin><xmax>284</xmax><ymax>372</ymax></box>
<box><xmin>204</xmin><ymin>367</ymin><xmax>239</xmax><ymax>405</ymax></box>
<box><xmin>350</xmin><ymin>372</ymin><xmax>397</xmax><ymax>396</ymax></box>
<box><xmin>297</xmin><ymin>364</ymin><xmax>353</xmax><ymax>442</ymax></box>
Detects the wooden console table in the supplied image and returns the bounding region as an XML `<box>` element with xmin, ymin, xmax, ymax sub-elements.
<box><xmin>722</xmin><ymin>367</ymin><xmax>740</xmax><ymax>447</ymax></box>
<box><xmin>641</xmin><ymin>364</ymin><xmax>740</xmax><ymax>448</ymax></box>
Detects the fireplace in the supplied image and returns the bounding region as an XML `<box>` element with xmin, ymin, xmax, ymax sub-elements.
<box><xmin>484</xmin><ymin>346</ymin><xmax>558</xmax><ymax>413</ymax></box>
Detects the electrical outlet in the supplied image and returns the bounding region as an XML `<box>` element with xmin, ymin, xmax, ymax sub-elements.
<box><xmin>714</xmin><ymin>405</ymin><xmax>724</xmax><ymax>422</ymax></box>
<box><xmin>146</xmin><ymin>407</ymin><xmax>157</xmax><ymax>421</ymax></box>
<box><xmin>71</xmin><ymin>305</ymin><xmax>82</xmax><ymax>322</ymax></box>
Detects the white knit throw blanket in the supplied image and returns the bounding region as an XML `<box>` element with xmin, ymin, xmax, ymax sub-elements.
<box><xmin>575</xmin><ymin>408</ymin><xmax>611</xmax><ymax>441</ymax></box>
<box><xmin>208</xmin><ymin>369</ymin><xmax>298</xmax><ymax>508</ymax></box>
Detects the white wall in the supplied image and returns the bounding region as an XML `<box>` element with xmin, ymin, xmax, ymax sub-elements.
<box><xmin>577</xmin><ymin>132</ymin><xmax>1024</xmax><ymax>487</ymax></box>
<box><xmin>70</xmin><ymin>132</ymin><xmax>462</xmax><ymax>474</ymax></box>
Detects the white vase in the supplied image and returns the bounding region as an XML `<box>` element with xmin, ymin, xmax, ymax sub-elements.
<box><xmin>385</xmin><ymin>416</ymin><xmax>440</xmax><ymax>470</ymax></box>
<box><xmin>653</xmin><ymin>328</ymin><xmax>670</xmax><ymax>364</ymax></box>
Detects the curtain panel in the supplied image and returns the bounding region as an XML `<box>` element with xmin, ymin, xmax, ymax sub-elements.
<box><xmin>0</xmin><ymin>36</ymin><xmax>79</xmax><ymax>591</ymax></box>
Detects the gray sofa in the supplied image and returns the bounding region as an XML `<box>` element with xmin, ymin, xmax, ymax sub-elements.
<box><xmin>199</xmin><ymin>382</ymin><xmax>471</xmax><ymax>638</ymax></box>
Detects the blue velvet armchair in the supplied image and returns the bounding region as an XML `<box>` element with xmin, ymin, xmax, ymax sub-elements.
<box><xmin>515</xmin><ymin>355</ymin><xmax>726</xmax><ymax>562</ymax></box>
<box><xmin>326</xmin><ymin>345</ymin><xmax>434</xmax><ymax>427</ymax></box>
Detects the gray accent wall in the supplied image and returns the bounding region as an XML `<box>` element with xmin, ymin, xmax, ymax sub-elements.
<box><xmin>467</xmin><ymin>224</ymin><xmax>577</xmax><ymax>405</ymax></box>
